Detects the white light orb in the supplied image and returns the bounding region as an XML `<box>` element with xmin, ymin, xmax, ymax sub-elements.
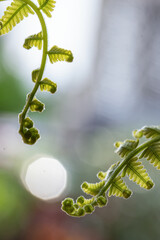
<box><xmin>25</xmin><ymin>157</ymin><xmax>67</xmax><ymax>200</ymax></box>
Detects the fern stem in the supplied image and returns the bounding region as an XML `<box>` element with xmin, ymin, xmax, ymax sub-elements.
<box><xmin>96</xmin><ymin>135</ymin><xmax>160</xmax><ymax>198</ymax></box>
<box><xmin>19</xmin><ymin>0</ymin><xmax>48</xmax><ymax>131</ymax></box>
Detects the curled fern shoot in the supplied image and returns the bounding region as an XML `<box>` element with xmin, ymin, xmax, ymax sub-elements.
<box><xmin>62</xmin><ymin>126</ymin><xmax>160</xmax><ymax>217</ymax></box>
<box><xmin>0</xmin><ymin>0</ymin><xmax>73</xmax><ymax>144</ymax></box>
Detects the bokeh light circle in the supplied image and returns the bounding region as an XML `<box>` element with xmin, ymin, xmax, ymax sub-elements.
<box><xmin>25</xmin><ymin>157</ymin><xmax>67</xmax><ymax>200</ymax></box>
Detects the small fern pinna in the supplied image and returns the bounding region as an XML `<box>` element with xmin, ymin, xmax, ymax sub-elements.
<box><xmin>1</xmin><ymin>1</ymin><xmax>160</xmax><ymax>218</ymax></box>
<box><xmin>0</xmin><ymin>0</ymin><xmax>73</xmax><ymax>144</ymax></box>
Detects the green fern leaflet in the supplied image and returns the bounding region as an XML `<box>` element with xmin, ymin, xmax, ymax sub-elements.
<box><xmin>141</xmin><ymin>126</ymin><xmax>160</xmax><ymax>139</ymax></box>
<box><xmin>115</xmin><ymin>139</ymin><xmax>139</xmax><ymax>158</ymax></box>
<box><xmin>108</xmin><ymin>176</ymin><xmax>132</xmax><ymax>199</ymax></box>
<box><xmin>38</xmin><ymin>0</ymin><xmax>56</xmax><ymax>18</ymax></box>
<box><xmin>23</xmin><ymin>31</ymin><xmax>43</xmax><ymax>50</ymax></box>
<box><xmin>81</xmin><ymin>181</ymin><xmax>105</xmax><ymax>196</ymax></box>
<box><xmin>47</xmin><ymin>45</ymin><xmax>74</xmax><ymax>63</ymax></box>
<box><xmin>40</xmin><ymin>78</ymin><xmax>57</xmax><ymax>94</ymax></box>
<box><xmin>121</xmin><ymin>157</ymin><xmax>154</xmax><ymax>189</ymax></box>
<box><xmin>0</xmin><ymin>0</ymin><xmax>34</xmax><ymax>35</ymax></box>
<box><xmin>140</xmin><ymin>142</ymin><xmax>160</xmax><ymax>170</ymax></box>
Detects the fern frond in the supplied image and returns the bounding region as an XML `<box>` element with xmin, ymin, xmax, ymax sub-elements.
<box><xmin>140</xmin><ymin>142</ymin><xmax>160</xmax><ymax>170</ymax></box>
<box><xmin>38</xmin><ymin>0</ymin><xmax>56</xmax><ymax>18</ymax></box>
<box><xmin>121</xmin><ymin>157</ymin><xmax>154</xmax><ymax>189</ymax></box>
<box><xmin>40</xmin><ymin>78</ymin><xmax>57</xmax><ymax>94</ymax></box>
<box><xmin>0</xmin><ymin>0</ymin><xmax>34</xmax><ymax>36</ymax></box>
<box><xmin>23</xmin><ymin>32</ymin><xmax>43</xmax><ymax>50</ymax></box>
<box><xmin>47</xmin><ymin>45</ymin><xmax>73</xmax><ymax>63</ymax></box>
<box><xmin>115</xmin><ymin>139</ymin><xmax>139</xmax><ymax>158</ymax></box>
<box><xmin>108</xmin><ymin>176</ymin><xmax>132</xmax><ymax>198</ymax></box>
<box><xmin>141</xmin><ymin>126</ymin><xmax>160</xmax><ymax>139</ymax></box>
<box><xmin>81</xmin><ymin>181</ymin><xmax>105</xmax><ymax>196</ymax></box>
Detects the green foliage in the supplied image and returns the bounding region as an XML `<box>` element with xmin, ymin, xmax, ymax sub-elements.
<box><xmin>38</xmin><ymin>0</ymin><xmax>56</xmax><ymax>18</ymax></box>
<box><xmin>139</xmin><ymin>142</ymin><xmax>160</xmax><ymax>170</ymax></box>
<box><xmin>81</xmin><ymin>181</ymin><xmax>105</xmax><ymax>196</ymax></box>
<box><xmin>108</xmin><ymin>176</ymin><xmax>132</xmax><ymax>198</ymax></box>
<box><xmin>23</xmin><ymin>117</ymin><xmax>33</xmax><ymax>129</ymax></box>
<box><xmin>62</xmin><ymin>126</ymin><xmax>160</xmax><ymax>217</ymax></box>
<box><xmin>1</xmin><ymin>0</ymin><xmax>160</xmax><ymax>219</ymax></box>
<box><xmin>140</xmin><ymin>126</ymin><xmax>160</xmax><ymax>139</ymax></box>
<box><xmin>97</xmin><ymin>196</ymin><xmax>107</xmax><ymax>207</ymax></box>
<box><xmin>29</xmin><ymin>98</ymin><xmax>45</xmax><ymax>112</ymax></box>
<box><xmin>0</xmin><ymin>0</ymin><xmax>73</xmax><ymax>144</ymax></box>
<box><xmin>40</xmin><ymin>78</ymin><xmax>57</xmax><ymax>94</ymax></box>
<box><xmin>121</xmin><ymin>157</ymin><xmax>154</xmax><ymax>189</ymax></box>
<box><xmin>23</xmin><ymin>31</ymin><xmax>43</xmax><ymax>50</ymax></box>
<box><xmin>115</xmin><ymin>139</ymin><xmax>139</xmax><ymax>158</ymax></box>
<box><xmin>32</xmin><ymin>69</ymin><xmax>40</xmax><ymax>83</ymax></box>
<box><xmin>47</xmin><ymin>45</ymin><xmax>74</xmax><ymax>63</ymax></box>
<box><xmin>0</xmin><ymin>0</ymin><xmax>34</xmax><ymax>36</ymax></box>
<box><xmin>76</xmin><ymin>196</ymin><xmax>95</xmax><ymax>207</ymax></box>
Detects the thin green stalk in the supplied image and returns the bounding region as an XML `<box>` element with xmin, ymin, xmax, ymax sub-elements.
<box><xmin>19</xmin><ymin>0</ymin><xmax>48</xmax><ymax>131</ymax></box>
<box><xmin>96</xmin><ymin>135</ymin><xmax>160</xmax><ymax>198</ymax></box>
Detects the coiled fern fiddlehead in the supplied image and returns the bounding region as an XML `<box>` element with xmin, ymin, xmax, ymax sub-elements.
<box><xmin>0</xmin><ymin>0</ymin><xmax>73</xmax><ymax>144</ymax></box>
<box><xmin>62</xmin><ymin>127</ymin><xmax>160</xmax><ymax>217</ymax></box>
<box><xmin>1</xmin><ymin>1</ymin><xmax>160</xmax><ymax>218</ymax></box>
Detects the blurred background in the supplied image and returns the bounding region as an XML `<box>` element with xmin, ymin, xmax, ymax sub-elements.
<box><xmin>1</xmin><ymin>0</ymin><xmax>160</xmax><ymax>239</ymax></box>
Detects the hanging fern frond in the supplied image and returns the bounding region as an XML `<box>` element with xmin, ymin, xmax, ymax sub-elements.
<box><xmin>81</xmin><ymin>181</ymin><xmax>105</xmax><ymax>196</ymax></box>
<box><xmin>40</xmin><ymin>78</ymin><xmax>57</xmax><ymax>94</ymax></box>
<box><xmin>115</xmin><ymin>139</ymin><xmax>139</xmax><ymax>158</ymax></box>
<box><xmin>23</xmin><ymin>31</ymin><xmax>43</xmax><ymax>50</ymax></box>
<box><xmin>108</xmin><ymin>176</ymin><xmax>132</xmax><ymax>199</ymax></box>
<box><xmin>47</xmin><ymin>45</ymin><xmax>73</xmax><ymax>63</ymax></box>
<box><xmin>139</xmin><ymin>142</ymin><xmax>160</xmax><ymax>170</ymax></box>
<box><xmin>38</xmin><ymin>0</ymin><xmax>56</xmax><ymax>18</ymax></box>
<box><xmin>121</xmin><ymin>157</ymin><xmax>154</xmax><ymax>189</ymax></box>
<box><xmin>0</xmin><ymin>0</ymin><xmax>34</xmax><ymax>36</ymax></box>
